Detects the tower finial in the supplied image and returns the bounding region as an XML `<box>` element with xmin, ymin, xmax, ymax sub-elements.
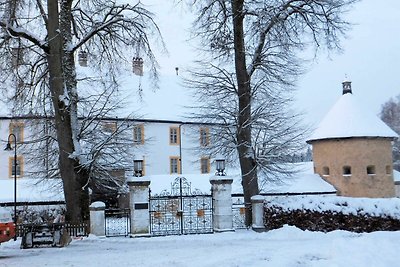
<box><xmin>342</xmin><ymin>76</ymin><xmax>352</xmax><ymax>95</ymax></box>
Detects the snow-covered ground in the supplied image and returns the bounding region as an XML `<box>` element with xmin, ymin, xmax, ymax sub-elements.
<box><xmin>1</xmin><ymin>226</ymin><xmax>399</xmax><ymax>267</ymax></box>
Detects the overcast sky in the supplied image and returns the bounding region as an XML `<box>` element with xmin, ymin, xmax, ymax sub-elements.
<box><xmin>138</xmin><ymin>0</ymin><xmax>400</xmax><ymax>127</ymax></box>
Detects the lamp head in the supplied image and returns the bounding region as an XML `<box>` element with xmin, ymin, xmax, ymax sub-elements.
<box><xmin>4</xmin><ymin>142</ymin><xmax>12</xmax><ymax>151</ymax></box>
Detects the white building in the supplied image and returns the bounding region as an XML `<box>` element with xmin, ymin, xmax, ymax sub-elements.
<box><xmin>0</xmin><ymin>116</ymin><xmax>218</xmax><ymax>180</ymax></box>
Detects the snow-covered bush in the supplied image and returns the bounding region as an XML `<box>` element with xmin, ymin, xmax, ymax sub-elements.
<box><xmin>16</xmin><ymin>205</ymin><xmax>66</xmax><ymax>224</ymax></box>
<box><xmin>264</xmin><ymin>195</ymin><xmax>400</xmax><ymax>232</ymax></box>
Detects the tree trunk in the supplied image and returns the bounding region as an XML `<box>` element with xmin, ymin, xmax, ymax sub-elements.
<box><xmin>46</xmin><ymin>0</ymin><xmax>89</xmax><ymax>223</ymax></box>
<box><xmin>231</xmin><ymin>0</ymin><xmax>259</xmax><ymax>226</ymax></box>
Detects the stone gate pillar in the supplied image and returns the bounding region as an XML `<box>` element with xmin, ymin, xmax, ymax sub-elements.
<box><xmin>210</xmin><ymin>176</ymin><xmax>234</xmax><ymax>232</ymax></box>
<box><xmin>89</xmin><ymin>201</ymin><xmax>106</xmax><ymax>237</ymax></box>
<box><xmin>127</xmin><ymin>178</ymin><xmax>151</xmax><ymax>237</ymax></box>
<box><xmin>251</xmin><ymin>195</ymin><xmax>266</xmax><ymax>232</ymax></box>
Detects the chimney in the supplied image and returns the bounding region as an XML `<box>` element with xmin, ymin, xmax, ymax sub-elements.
<box><xmin>11</xmin><ymin>47</ymin><xmax>24</xmax><ymax>67</ymax></box>
<box><xmin>78</xmin><ymin>50</ymin><xmax>88</xmax><ymax>67</ymax></box>
<box><xmin>132</xmin><ymin>57</ymin><xmax>144</xmax><ymax>76</ymax></box>
<box><xmin>342</xmin><ymin>79</ymin><xmax>352</xmax><ymax>95</ymax></box>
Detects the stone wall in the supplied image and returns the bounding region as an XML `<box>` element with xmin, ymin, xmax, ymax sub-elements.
<box><xmin>312</xmin><ymin>138</ymin><xmax>395</xmax><ymax>197</ymax></box>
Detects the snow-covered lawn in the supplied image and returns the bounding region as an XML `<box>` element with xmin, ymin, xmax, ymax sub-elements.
<box><xmin>1</xmin><ymin>226</ymin><xmax>399</xmax><ymax>267</ymax></box>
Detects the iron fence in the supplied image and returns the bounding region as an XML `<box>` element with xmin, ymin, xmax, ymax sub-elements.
<box><xmin>16</xmin><ymin>222</ymin><xmax>88</xmax><ymax>238</ymax></box>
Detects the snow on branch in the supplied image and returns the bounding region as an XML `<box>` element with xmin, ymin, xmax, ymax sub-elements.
<box><xmin>0</xmin><ymin>20</ymin><xmax>49</xmax><ymax>53</ymax></box>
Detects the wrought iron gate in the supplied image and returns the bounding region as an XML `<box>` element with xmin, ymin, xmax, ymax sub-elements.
<box><xmin>149</xmin><ymin>177</ymin><xmax>213</xmax><ymax>236</ymax></box>
<box><xmin>105</xmin><ymin>208</ymin><xmax>130</xmax><ymax>237</ymax></box>
<box><xmin>232</xmin><ymin>195</ymin><xmax>247</xmax><ymax>229</ymax></box>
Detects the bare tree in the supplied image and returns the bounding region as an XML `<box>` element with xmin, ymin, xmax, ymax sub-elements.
<box><xmin>187</xmin><ymin>0</ymin><xmax>357</xmax><ymax>225</ymax></box>
<box><xmin>0</xmin><ymin>0</ymin><xmax>162</xmax><ymax>223</ymax></box>
<box><xmin>380</xmin><ymin>95</ymin><xmax>400</xmax><ymax>171</ymax></box>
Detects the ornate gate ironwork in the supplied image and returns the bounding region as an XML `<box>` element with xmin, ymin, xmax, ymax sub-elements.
<box><xmin>232</xmin><ymin>195</ymin><xmax>247</xmax><ymax>229</ymax></box>
<box><xmin>105</xmin><ymin>208</ymin><xmax>130</xmax><ymax>237</ymax></box>
<box><xmin>149</xmin><ymin>177</ymin><xmax>213</xmax><ymax>236</ymax></box>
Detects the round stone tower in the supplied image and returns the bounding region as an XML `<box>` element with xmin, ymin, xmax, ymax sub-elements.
<box><xmin>307</xmin><ymin>81</ymin><xmax>398</xmax><ymax>198</ymax></box>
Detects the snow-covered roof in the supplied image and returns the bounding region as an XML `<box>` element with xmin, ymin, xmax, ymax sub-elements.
<box><xmin>75</xmin><ymin>65</ymin><xmax>191</xmax><ymax>121</ymax></box>
<box><xmin>394</xmin><ymin>170</ymin><xmax>400</xmax><ymax>182</ymax></box>
<box><xmin>259</xmin><ymin>162</ymin><xmax>336</xmax><ymax>194</ymax></box>
<box><xmin>0</xmin><ymin>64</ymin><xmax>191</xmax><ymax>121</ymax></box>
<box><xmin>0</xmin><ymin>179</ymin><xmax>64</xmax><ymax>203</ymax></box>
<box><xmin>307</xmin><ymin>91</ymin><xmax>398</xmax><ymax>142</ymax></box>
<box><xmin>146</xmin><ymin>162</ymin><xmax>335</xmax><ymax>195</ymax></box>
<box><xmin>0</xmin><ymin>162</ymin><xmax>335</xmax><ymax>203</ymax></box>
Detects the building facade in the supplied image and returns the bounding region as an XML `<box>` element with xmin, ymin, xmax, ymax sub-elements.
<box><xmin>0</xmin><ymin>116</ymin><xmax>218</xmax><ymax>181</ymax></box>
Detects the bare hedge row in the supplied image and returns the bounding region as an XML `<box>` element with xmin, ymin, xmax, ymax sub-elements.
<box><xmin>264</xmin><ymin>206</ymin><xmax>400</xmax><ymax>232</ymax></box>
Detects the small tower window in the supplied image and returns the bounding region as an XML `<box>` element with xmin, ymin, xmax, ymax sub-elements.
<box><xmin>386</xmin><ymin>165</ymin><xmax>392</xmax><ymax>175</ymax></box>
<box><xmin>342</xmin><ymin>166</ymin><xmax>351</xmax><ymax>176</ymax></box>
<box><xmin>322</xmin><ymin>166</ymin><xmax>330</xmax><ymax>176</ymax></box>
<box><xmin>366</xmin><ymin>165</ymin><xmax>376</xmax><ymax>175</ymax></box>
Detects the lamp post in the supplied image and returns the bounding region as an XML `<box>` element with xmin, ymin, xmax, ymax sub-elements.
<box><xmin>5</xmin><ymin>133</ymin><xmax>17</xmax><ymax>241</ymax></box>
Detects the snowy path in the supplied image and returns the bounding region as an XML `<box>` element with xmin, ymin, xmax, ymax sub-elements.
<box><xmin>1</xmin><ymin>226</ymin><xmax>399</xmax><ymax>267</ymax></box>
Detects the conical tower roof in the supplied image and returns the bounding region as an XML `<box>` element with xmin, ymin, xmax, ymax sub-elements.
<box><xmin>307</xmin><ymin>82</ymin><xmax>398</xmax><ymax>143</ymax></box>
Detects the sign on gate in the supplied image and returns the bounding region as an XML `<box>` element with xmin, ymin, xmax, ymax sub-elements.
<box><xmin>149</xmin><ymin>177</ymin><xmax>213</xmax><ymax>236</ymax></box>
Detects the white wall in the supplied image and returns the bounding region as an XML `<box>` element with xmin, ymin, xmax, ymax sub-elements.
<box><xmin>0</xmin><ymin>119</ymin><xmax>12</xmax><ymax>180</ymax></box>
<box><xmin>0</xmin><ymin>118</ymin><xmax>38</xmax><ymax>180</ymax></box>
<box><xmin>0</xmin><ymin>118</ymin><xmax>218</xmax><ymax>180</ymax></box>
<box><xmin>132</xmin><ymin>122</ymin><xmax>212</xmax><ymax>176</ymax></box>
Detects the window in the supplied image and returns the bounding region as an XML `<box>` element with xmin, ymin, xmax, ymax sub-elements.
<box><xmin>200</xmin><ymin>128</ymin><xmax>209</xmax><ymax>147</ymax></box>
<box><xmin>9</xmin><ymin>122</ymin><xmax>24</xmax><ymax>143</ymax></box>
<box><xmin>9</xmin><ymin>156</ymin><xmax>23</xmax><ymax>177</ymax></box>
<box><xmin>169</xmin><ymin>127</ymin><xmax>180</xmax><ymax>145</ymax></box>
<box><xmin>200</xmin><ymin>157</ymin><xmax>210</xmax><ymax>174</ymax></box>
<box><xmin>386</xmin><ymin>165</ymin><xmax>392</xmax><ymax>175</ymax></box>
<box><xmin>343</xmin><ymin>166</ymin><xmax>351</xmax><ymax>176</ymax></box>
<box><xmin>366</xmin><ymin>165</ymin><xmax>376</xmax><ymax>175</ymax></box>
<box><xmin>170</xmin><ymin>157</ymin><xmax>181</xmax><ymax>174</ymax></box>
<box><xmin>322</xmin><ymin>166</ymin><xmax>330</xmax><ymax>176</ymax></box>
<box><xmin>133</xmin><ymin>159</ymin><xmax>146</xmax><ymax>176</ymax></box>
<box><xmin>102</xmin><ymin>121</ymin><xmax>117</xmax><ymax>133</ymax></box>
<box><xmin>133</xmin><ymin>125</ymin><xmax>144</xmax><ymax>144</ymax></box>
